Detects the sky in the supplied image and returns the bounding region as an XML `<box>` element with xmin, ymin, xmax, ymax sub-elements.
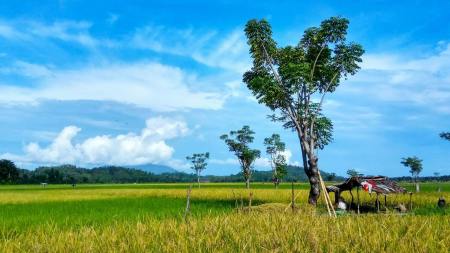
<box><xmin>0</xmin><ymin>0</ymin><xmax>449</xmax><ymax>177</ymax></box>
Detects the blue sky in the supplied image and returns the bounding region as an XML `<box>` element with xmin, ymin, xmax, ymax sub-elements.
<box><xmin>0</xmin><ymin>0</ymin><xmax>449</xmax><ymax>176</ymax></box>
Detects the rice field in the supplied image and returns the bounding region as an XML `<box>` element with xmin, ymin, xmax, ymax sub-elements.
<box><xmin>0</xmin><ymin>182</ymin><xmax>449</xmax><ymax>252</ymax></box>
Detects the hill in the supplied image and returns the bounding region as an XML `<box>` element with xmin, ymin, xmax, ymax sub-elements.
<box><xmin>15</xmin><ymin>164</ymin><xmax>344</xmax><ymax>184</ymax></box>
<box><xmin>129</xmin><ymin>164</ymin><xmax>177</xmax><ymax>174</ymax></box>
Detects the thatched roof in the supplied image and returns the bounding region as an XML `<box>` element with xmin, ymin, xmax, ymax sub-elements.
<box><xmin>326</xmin><ymin>176</ymin><xmax>406</xmax><ymax>195</ymax></box>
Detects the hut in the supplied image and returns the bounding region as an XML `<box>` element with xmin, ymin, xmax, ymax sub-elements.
<box><xmin>326</xmin><ymin>176</ymin><xmax>407</xmax><ymax>212</ymax></box>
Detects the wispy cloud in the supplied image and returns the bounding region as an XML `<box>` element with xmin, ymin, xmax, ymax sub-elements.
<box><xmin>0</xmin><ymin>61</ymin><xmax>226</xmax><ymax>111</ymax></box>
<box><xmin>131</xmin><ymin>25</ymin><xmax>251</xmax><ymax>73</ymax></box>
<box><xmin>0</xmin><ymin>19</ymin><xmax>115</xmax><ymax>48</ymax></box>
<box><xmin>344</xmin><ymin>42</ymin><xmax>450</xmax><ymax>114</ymax></box>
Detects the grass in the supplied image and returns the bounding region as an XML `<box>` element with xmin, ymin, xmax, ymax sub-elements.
<box><xmin>0</xmin><ymin>182</ymin><xmax>449</xmax><ymax>252</ymax></box>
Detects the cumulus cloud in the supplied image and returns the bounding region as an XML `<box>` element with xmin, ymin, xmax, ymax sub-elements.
<box><xmin>2</xmin><ymin>117</ymin><xmax>189</xmax><ymax>166</ymax></box>
<box><xmin>0</xmin><ymin>61</ymin><xmax>226</xmax><ymax>111</ymax></box>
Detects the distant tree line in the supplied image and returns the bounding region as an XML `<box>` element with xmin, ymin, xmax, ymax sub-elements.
<box><xmin>0</xmin><ymin>159</ymin><xmax>347</xmax><ymax>185</ymax></box>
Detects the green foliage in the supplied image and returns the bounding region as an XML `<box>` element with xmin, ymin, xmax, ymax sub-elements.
<box><xmin>220</xmin><ymin>126</ymin><xmax>261</xmax><ymax>186</ymax></box>
<box><xmin>264</xmin><ymin>134</ymin><xmax>287</xmax><ymax>185</ymax></box>
<box><xmin>0</xmin><ymin>159</ymin><xmax>19</xmax><ymax>184</ymax></box>
<box><xmin>401</xmin><ymin>156</ymin><xmax>423</xmax><ymax>180</ymax></box>
<box><xmin>440</xmin><ymin>132</ymin><xmax>450</xmax><ymax>141</ymax></box>
<box><xmin>346</xmin><ymin>169</ymin><xmax>362</xmax><ymax>177</ymax></box>
<box><xmin>186</xmin><ymin>152</ymin><xmax>210</xmax><ymax>187</ymax></box>
<box><xmin>186</xmin><ymin>152</ymin><xmax>210</xmax><ymax>174</ymax></box>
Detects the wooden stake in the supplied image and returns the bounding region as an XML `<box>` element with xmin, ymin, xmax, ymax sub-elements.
<box><xmin>409</xmin><ymin>192</ymin><xmax>413</xmax><ymax>211</ymax></box>
<box><xmin>183</xmin><ymin>185</ymin><xmax>192</xmax><ymax>221</ymax></box>
<box><xmin>240</xmin><ymin>194</ymin><xmax>244</xmax><ymax>211</ymax></box>
<box><xmin>291</xmin><ymin>182</ymin><xmax>295</xmax><ymax>212</ymax></box>
<box><xmin>376</xmin><ymin>193</ymin><xmax>380</xmax><ymax>212</ymax></box>
<box><xmin>357</xmin><ymin>186</ymin><xmax>360</xmax><ymax>214</ymax></box>
<box><xmin>384</xmin><ymin>195</ymin><xmax>387</xmax><ymax>212</ymax></box>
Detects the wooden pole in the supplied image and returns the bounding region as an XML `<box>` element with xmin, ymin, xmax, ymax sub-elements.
<box><xmin>384</xmin><ymin>195</ymin><xmax>387</xmax><ymax>212</ymax></box>
<box><xmin>183</xmin><ymin>185</ymin><xmax>192</xmax><ymax>221</ymax></box>
<box><xmin>240</xmin><ymin>194</ymin><xmax>244</xmax><ymax>211</ymax></box>
<box><xmin>291</xmin><ymin>182</ymin><xmax>295</xmax><ymax>212</ymax></box>
<box><xmin>409</xmin><ymin>192</ymin><xmax>413</xmax><ymax>211</ymax></box>
<box><xmin>376</xmin><ymin>193</ymin><xmax>380</xmax><ymax>212</ymax></box>
<box><xmin>232</xmin><ymin>190</ymin><xmax>238</xmax><ymax>211</ymax></box>
<box><xmin>357</xmin><ymin>186</ymin><xmax>360</xmax><ymax>214</ymax></box>
<box><xmin>318</xmin><ymin>170</ymin><xmax>336</xmax><ymax>217</ymax></box>
<box><xmin>249</xmin><ymin>191</ymin><xmax>253</xmax><ymax>211</ymax></box>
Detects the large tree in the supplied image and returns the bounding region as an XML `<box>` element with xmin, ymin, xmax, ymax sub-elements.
<box><xmin>0</xmin><ymin>159</ymin><xmax>19</xmax><ymax>184</ymax></box>
<box><xmin>401</xmin><ymin>156</ymin><xmax>423</xmax><ymax>192</ymax></box>
<box><xmin>243</xmin><ymin>17</ymin><xmax>364</xmax><ymax>204</ymax></box>
<box><xmin>186</xmin><ymin>152</ymin><xmax>210</xmax><ymax>188</ymax></box>
<box><xmin>220</xmin><ymin>126</ymin><xmax>261</xmax><ymax>189</ymax></box>
<box><xmin>264</xmin><ymin>134</ymin><xmax>287</xmax><ymax>188</ymax></box>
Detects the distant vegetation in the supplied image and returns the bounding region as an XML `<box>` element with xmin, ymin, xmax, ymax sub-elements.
<box><xmin>0</xmin><ymin>159</ymin><xmax>348</xmax><ymax>184</ymax></box>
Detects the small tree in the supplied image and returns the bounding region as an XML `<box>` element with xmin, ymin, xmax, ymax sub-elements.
<box><xmin>0</xmin><ymin>159</ymin><xmax>19</xmax><ymax>184</ymax></box>
<box><xmin>186</xmin><ymin>152</ymin><xmax>210</xmax><ymax>188</ymax></box>
<box><xmin>434</xmin><ymin>172</ymin><xmax>441</xmax><ymax>192</ymax></box>
<box><xmin>401</xmin><ymin>156</ymin><xmax>423</xmax><ymax>192</ymax></box>
<box><xmin>220</xmin><ymin>126</ymin><xmax>261</xmax><ymax>189</ymax></box>
<box><xmin>264</xmin><ymin>134</ymin><xmax>287</xmax><ymax>188</ymax></box>
<box><xmin>346</xmin><ymin>169</ymin><xmax>361</xmax><ymax>177</ymax></box>
<box><xmin>243</xmin><ymin>17</ymin><xmax>364</xmax><ymax>204</ymax></box>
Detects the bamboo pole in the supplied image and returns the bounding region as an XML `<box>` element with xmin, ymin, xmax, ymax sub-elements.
<box><xmin>318</xmin><ymin>170</ymin><xmax>335</xmax><ymax>217</ymax></box>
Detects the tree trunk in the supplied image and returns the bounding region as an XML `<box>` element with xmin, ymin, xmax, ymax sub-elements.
<box><xmin>197</xmin><ymin>175</ymin><xmax>200</xmax><ymax>188</ymax></box>
<box><xmin>296</xmin><ymin>129</ymin><xmax>320</xmax><ymax>205</ymax></box>
<box><xmin>245</xmin><ymin>178</ymin><xmax>250</xmax><ymax>189</ymax></box>
<box><xmin>306</xmin><ymin>157</ymin><xmax>321</xmax><ymax>205</ymax></box>
<box><xmin>415</xmin><ymin>175</ymin><xmax>420</xmax><ymax>192</ymax></box>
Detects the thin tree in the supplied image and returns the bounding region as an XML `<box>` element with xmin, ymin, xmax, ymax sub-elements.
<box><xmin>434</xmin><ymin>172</ymin><xmax>441</xmax><ymax>192</ymax></box>
<box><xmin>401</xmin><ymin>156</ymin><xmax>423</xmax><ymax>192</ymax></box>
<box><xmin>243</xmin><ymin>17</ymin><xmax>364</xmax><ymax>204</ymax></box>
<box><xmin>220</xmin><ymin>126</ymin><xmax>261</xmax><ymax>189</ymax></box>
<box><xmin>186</xmin><ymin>152</ymin><xmax>209</xmax><ymax>188</ymax></box>
<box><xmin>264</xmin><ymin>134</ymin><xmax>287</xmax><ymax>188</ymax></box>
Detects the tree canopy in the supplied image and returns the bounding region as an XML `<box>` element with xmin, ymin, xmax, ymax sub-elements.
<box><xmin>440</xmin><ymin>132</ymin><xmax>450</xmax><ymax>141</ymax></box>
<box><xmin>0</xmin><ymin>159</ymin><xmax>19</xmax><ymax>184</ymax></box>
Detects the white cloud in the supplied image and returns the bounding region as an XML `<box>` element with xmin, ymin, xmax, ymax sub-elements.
<box><xmin>131</xmin><ymin>26</ymin><xmax>251</xmax><ymax>73</ymax></box>
<box><xmin>0</xmin><ymin>19</ymin><xmax>114</xmax><ymax>48</ymax></box>
<box><xmin>1</xmin><ymin>117</ymin><xmax>189</xmax><ymax>166</ymax></box>
<box><xmin>345</xmin><ymin>43</ymin><xmax>450</xmax><ymax>113</ymax></box>
<box><xmin>0</xmin><ymin>61</ymin><xmax>226</xmax><ymax>111</ymax></box>
<box><xmin>0</xmin><ymin>61</ymin><xmax>52</xmax><ymax>78</ymax></box>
